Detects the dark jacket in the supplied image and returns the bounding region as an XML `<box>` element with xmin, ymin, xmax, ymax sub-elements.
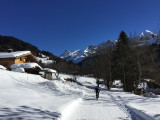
<box><xmin>95</xmin><ymin>87</ymin><xmax>100</xmax><ymax>93</ymax></box>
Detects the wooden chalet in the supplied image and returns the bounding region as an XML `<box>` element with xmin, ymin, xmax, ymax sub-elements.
<box><xmin>0</xmin><ymin>51</ymin><xmax>38</xmax><ymax>69</ymax></box>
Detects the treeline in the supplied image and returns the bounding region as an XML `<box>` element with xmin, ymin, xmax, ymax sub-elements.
<box><xmin>78</xmin><ymin>31</ymin><xmax>160</xmax><ymax>92</ymax></box>
<box><xmin>0</xmin><ymin>35</ymin><xmax>40</xmax><ymax>56</ymax></box>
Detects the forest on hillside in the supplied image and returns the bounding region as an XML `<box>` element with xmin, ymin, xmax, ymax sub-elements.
<box><xmin>77</xmin><ymin>30</ymin><xmax>160</xmax><ymax>93</ymax></box>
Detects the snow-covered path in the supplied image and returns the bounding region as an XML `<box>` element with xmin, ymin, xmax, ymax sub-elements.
<box><xmin>59</xmin><ymin>75</ymin><xmax>131</xmax><ymax>120</ymax></box>
<box><xmin>66</xmin><ymin>93</ymin><xmax>131</xmax><ymax>120</ymax></box>
<box><xmin>61</xmin><ymin>89</ymin><xmax>157</xmax><ymax>120</ymax></box>
<box><xmin>59</xmin><ymin>75</ymin><xmax>159</xmax><ymax>120</ymax></box>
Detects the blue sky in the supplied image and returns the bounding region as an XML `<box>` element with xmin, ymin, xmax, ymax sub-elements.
<box><xmin>0</xmin><ymin>0</ymin><xmax>160</xmax><ymax>56</ymax></box>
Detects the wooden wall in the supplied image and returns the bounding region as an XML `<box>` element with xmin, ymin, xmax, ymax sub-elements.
<box><xmin>0</xmin><ymin>59</ymin><xmax>15</xmax><ymax>68</ymax></box>
<box><xmin>15</xmin><ymin>57</ymin><xmax>26</xmax><ymax>64</ymax></box>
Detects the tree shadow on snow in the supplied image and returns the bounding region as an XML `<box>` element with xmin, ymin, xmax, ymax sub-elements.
<box><xmin>0</xmin><ymin>106</ymin><xmax>60</xmax><ymax>120</ymax></box>
<box><xmin>109</xmin><ymin>89</ymin><xmax>124</xmax><ymax>92</ymax></box>
<box><xmin>76</xmin><ymin>81</ymin><xmax>107</xmax><ymax>91</ymax></box>
<box><xmin>154</xmin><ymin>114</ymin><xmax>160</xmax><ymax>120</ymax></box>
<box><xmin>83</xmin><ymin>97</ymin><xmax>117</xmax><ymax>107</ymax></box>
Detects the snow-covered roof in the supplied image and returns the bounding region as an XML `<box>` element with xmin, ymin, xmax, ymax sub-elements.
<box><xmin>0</xmin><ymin>51</ymin><xmax>31</xmax><ymax>58</ymax></box>
<box><xmin>0</xmin><ymin>65</ymin><xmax>6</xmax><ymax>70</ymax></box>
<box><xmin>10</xmin><ymin>63</ymin><xmax>43</xmax><ymax>70</ymax></box>
<box><xmin>43</xmin><ymin>68</ymin><xmax>57</xmax><ymax>73</ymax></box>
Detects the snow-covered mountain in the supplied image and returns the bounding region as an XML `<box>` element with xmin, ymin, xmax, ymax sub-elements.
<box><xmin>60</xmin><ymin>41</ymin><xmax>116</xmax><ymax>64</ymax></box>
<box><xmin>140</xmin><ymin>30</ymin><xmax>156</xmax><ymax>38</ymax></box>
<box><xmin>61</xmin><ymin>30</ymin><xmax>159</xmax><ymax>63</ymax></box>
<box><xmin>60</xmin><ymin>45</ymin><xmax>98</xmax><ymax>63</ymax></box>
<box><xmin>139</xmin><ymin>30</ymin><xmax>158</xmax><ymax>45</ymax></box>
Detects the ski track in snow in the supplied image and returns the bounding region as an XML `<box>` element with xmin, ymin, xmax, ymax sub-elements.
<box><xmin>106</xmin><ymin>92</ymin><xmax>154</xmax><ymax>120</ymax></box>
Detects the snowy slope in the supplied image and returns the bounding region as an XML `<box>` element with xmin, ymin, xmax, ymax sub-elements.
<box><xmin>0</xmin><ymin>69</ymin><xmax>160</xmax><ymax>120</ymax></box>
<box><xmin>37</xmin><ymin>54</ymin><xmax>56</xmax><ymax>65</ymax></box>
<box><xmin>0</xmin><ymin>70</ymin><xmax>82</xmax><ymax>119</ymax></box>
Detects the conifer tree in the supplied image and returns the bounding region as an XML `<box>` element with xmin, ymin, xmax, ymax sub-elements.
<box><xmin>113</xmin><ymin>31</ymin><xmax>135</xmax><ymax>92</ymax></box>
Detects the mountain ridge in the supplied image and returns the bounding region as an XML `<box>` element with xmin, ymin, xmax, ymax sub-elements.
<box><xmin>60</xmin><ymin>30</ymin><xmax>159</xmax><ymax>63</ymax></box>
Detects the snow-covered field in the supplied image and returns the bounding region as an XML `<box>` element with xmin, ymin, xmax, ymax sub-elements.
<box><xmin>0</xmin><ymin>69</ymin><xmax>160</xmax><ymax>120</ymax></box>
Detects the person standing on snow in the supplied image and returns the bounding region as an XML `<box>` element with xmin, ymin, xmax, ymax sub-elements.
<box><xmin>94</xmin><ymin>86</ymin><xmax>100</xmax><ymax>100</ymax></box>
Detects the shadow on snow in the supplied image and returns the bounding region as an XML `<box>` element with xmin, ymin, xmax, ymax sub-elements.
<box><xmin>0</xmin><ymin>106</ymin><xmax>60</xmax><ymax>120</ymax></box>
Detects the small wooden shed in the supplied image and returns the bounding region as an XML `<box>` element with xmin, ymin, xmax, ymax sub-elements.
<box><xmin>43</xmin><ymin>68</ymin><xmax>57</xmax><ymax>80</ymax></box>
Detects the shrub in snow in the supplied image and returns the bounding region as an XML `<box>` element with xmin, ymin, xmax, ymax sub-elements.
<box><xmin>143</xmin><ymin>92</ymin><xmax>159</xmax><ymax>98</ymax></box>
<box><xmin>147</xmin><ymin>81</ymin><xmax>160</xmax><ymax>89</ymax></box>
<box><xmin>64</xmin><ymin>78</ymin><xmax>76</xmax><ymax>82</ymax></box>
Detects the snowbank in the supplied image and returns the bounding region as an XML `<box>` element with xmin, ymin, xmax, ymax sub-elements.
<box><xmin>143</xmin><ymin>92</ymin><xmax>159</xmax><ymax>98</ymax></box>
<box><xmin>0</xmin><ymin>65</ymin><xmax>6</xmax><ymax>70</ymax></box>
<box><xmin>12</xmin><ymin>67</ymin><xmax>25</xmax><ymax>73</ymax></box>
<box><xmin>10</xmin><ymin>63</ymin><xmax>42</xmax><ymax>70</ymax></box>
<box><xmin>0</xmin><ymin>70</ymin><xmax>82</xmax><ymax>120</ymax></box>
<box><xmin>110</xmin><ymin>88</ymin><xmax>160</xmax><ymax>120</ymax></box>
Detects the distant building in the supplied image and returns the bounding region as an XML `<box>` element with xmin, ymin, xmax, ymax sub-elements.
<box><xmin>112</xmin><ymin>80</ymin><xmax>122</xmax><ymax>88</ymax></box>
<box><xmin>0</xmin><ymin>51</ymin><xmax>37</xmax><ymax>69</ymax></box>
